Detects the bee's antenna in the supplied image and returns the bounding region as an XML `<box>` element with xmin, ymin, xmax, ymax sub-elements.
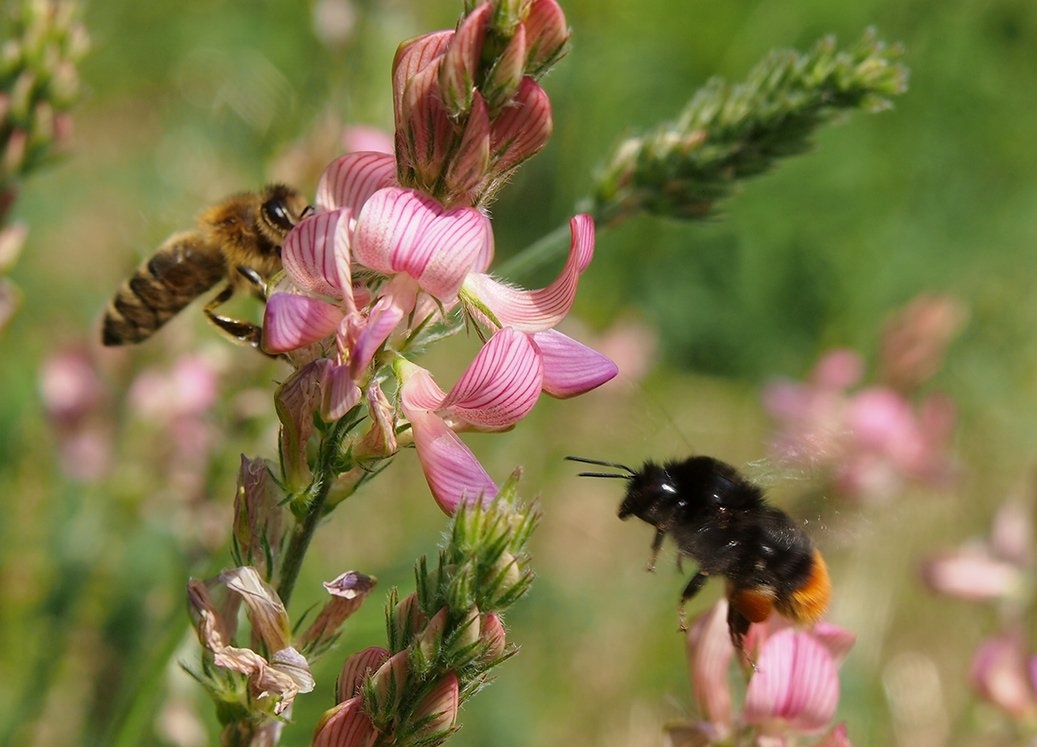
<box><xmin>565</xmin><ymin>455</ymin><xmax>637</xmax><ymax>478</ymax></box>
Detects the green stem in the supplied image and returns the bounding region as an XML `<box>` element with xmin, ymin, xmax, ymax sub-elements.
<box><xmin>276</xmin><ymin>417</ymin><xmax>352</xmax><ymax>606</ymax></box>
<box><xmin>494</xmin><ymin>219</ymin><xmax>576</xmax><ymax>281</ymax></box>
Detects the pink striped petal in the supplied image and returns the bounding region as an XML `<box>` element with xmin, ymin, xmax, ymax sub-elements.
<box><xmin>438</xmin><ymin>3</ymin><xmax>489</xmax><ymax>115</ymax></box>
<box><xmin>316</xmin><ymin>152</ymin><xmax>397</xmax><ymax>213</ymax></box>
<box><xmin>353</xmin><ymin>187</ymin><xmax>491</xmax><ymax>300</ymax></box>
<box><xmin>263</xmin><ymin>294</ymin><xmax>343</xmax><ymax>353</ymax></box>
<box><xmin>686</xmin><ymin>600</ymin><xmax>735</xmax><ymax>729</ymax></box>
<box><xmin>441</xmin><ymin>328</ymin><xmax>543</xmax><ymax>430</ymax></box>
<box><xmin>324</xmin><ymin>363</ymin><xmax>363</xmax><ymax>421</ymax></box>
<box><xmin>401</xmin><ymin>405</ymin><xmax>498</xmax><ymax>514</ymax></box>
<box><xmin>744</xmin><ymin>629</ymin><xmax>840</xmax><ymax>733</ymax></box>
<box><xmin>463</xmin><ymin>214</ymin><xmax>593</xmax><ymax>331</ymax></box>
<box><xmin>338</xmin><ymin>647</ymin><xmax>390</xmax><ymax>703</ymax></box>
<box><xmin>533</xmin><ymin>329</ymin><xmax>617</xmax><ymax>398</ymax></box>
<box><xmin>281</xmin><ymin>209</ymin><xmax>352</xmax><ymax>298</ymax></box>
<box><xmin>349</xmin><ymin>296</ymin><xmax>405</xmax><ymax>376</ymax></box>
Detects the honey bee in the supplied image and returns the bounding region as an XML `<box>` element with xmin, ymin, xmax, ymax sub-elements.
<box><xmin>568</xmin><ymin>454</ymin><xmax>831</xmax><ymax>655</ymax></box>
<box><xmin>101</xmin><ymin>184</ymin><xmax>309</xmax><ymax>349</ymax></box>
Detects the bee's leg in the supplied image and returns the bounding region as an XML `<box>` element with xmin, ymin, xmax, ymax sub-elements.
<box><xmin>237</xmin><ymin>266</ymin><xmax>268</xmax><ymax>300</ymax></box>
<box><xmin>204</xmin><ymin>282</ymin><xmax>267</xmax><ymax>353</ymax></box>
<box><xmin>677</xmin><ymin>570</ymin><xmax>708</xmax><ymax>631</ymax></box>
<box><xmin>646</xmin><ymin>528</ymin><xmax>665</xmax><ymax>571</ymax></box>
<box><xmin>726</xmin><ymin>603</ymin><xmax>757</xmax><ymax>671</ymax></box>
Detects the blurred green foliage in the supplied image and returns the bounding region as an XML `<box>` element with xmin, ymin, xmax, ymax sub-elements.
<box><xmin>3</xmin><ymin>0</ymin><xmax>1037</xmax><ymax>745</ymax></box>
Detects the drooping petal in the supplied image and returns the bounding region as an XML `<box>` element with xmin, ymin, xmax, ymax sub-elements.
<box><xmin>402</xmin><ymin>405</ymin><xmax>498</xmax><ymax>514</ymax></box>
<box><xmin>316</xmin><ymin>151</ymin><xmax>397</xmax><ymax>213</ymax></box>
<box><xmin>353</xmin><ymin>187</ymin><xmax>491</xmax><ymax>300</ymax></box>
<box><xmin>221</xmin><ymin>567</ymin><xmax>292</xmax><ymax>653</ymax></box>
<box><xmin>280</xmin><ymin>209</ymin><xmax>352</xmax><ymax>298</ymax></box>
<box><xmin>533</xmin><ymin>329</ymin><xmax>618</xmax><ymax>398</ymax></box>
<box><xmin>686</xmin><ymin>599</ymin><xmax>735</xmax><ymax>730</ymax></box>
<box><xmin>396</xmin><ymin>358</ymin><xmax>448</xmax><ymax>411</ymax></box>
<box><xmin>440</xmin><ymin>327</ymin><xmax>543</xmax><ymax>430</ymax></box>
<box><xmin>348</xmin><ymin>295</ymin><xmax>406</xmax><ymax>377</ymax></box>
<box><xmin>263</xmin><ymin>294</ymin><xmax>343</xmax><ymax>353</ymax></box>
<box><xmin>462</xmin><ymin>214</ymin><xmax>593</xmax><ymax>331</ymax></box>
<box><xmin>744</xmin><ymin>629</ymin><xmax>840</xmax><ymax>734</ymax></box>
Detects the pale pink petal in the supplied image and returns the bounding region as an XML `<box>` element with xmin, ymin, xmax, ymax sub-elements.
<box><xmin>922</xmin><ymin>549</ymin><xmax>1025</xmax><ymax>602</ymax></box>
<box><xmin>324</xmin><ymin>364</ymin><xmax>363</xmax><ymax>421</ymax></box>
<box><xmin>281</xmin><ymin>209</ymin><xmax>352</xmax><ymax>297</ymax></box>
<box><xmin>263</xmin><ymin>294</ymin><xmax>343</xmax><ymax>353</ymax></box>
<box><xmin>814</xmin><ymin>723</ymin><xmax>852</xmax><ymax>747</ymax></box>
<box><xmin>349</xmin><ymin>296</ymin><xmax>406</xmax><ymax>377</ymax></box>
<box><xmin>533</xmin><ymin>329</ymin><xmax>618</xmax><ymax>398</ymax></box>
<box><xmin>341</xmin><ymin>126</ymin><xmax>394</xmax><ymax>155</ymax></box>
<box><xmin>402</xmin><ymin>405</ymin><xmax>498</xmax><ymax>514</ymax></box>
<box><xmin>462</xmin><ymin>214</ymin><xmax>594</xmax><ymax>331</ymax></box>
<box><xmin>440</xmin><ymin>328</ymin><xmax>543</xmax><ymax>429</ymax></box>
<box><xmin>992</xmin><ymin>500</ymin><xmax>1033</xmax><ymax>566</ymax></box>
<box><xmin>353</xmin><ymin>187</ymin><xmax>491</xmax><ymax>300</ymax></box>
<box><xmin>398</xmin><ymin>360</ymin><xmax>447</xmax><ymax>410</ymax></box>
<box><xmin>316</xmin><ymin>151</ymin><xmax>397</xmax><ymax>213</ymax></box>
<box><xmin>971</xmin><ymin>631</ymin><xmax>1037</xmax><ymax>717</ymax></box>
<box><xmin>811</xmin><ymin>349</ymin><xmax>863</xmax><ymax>390</ymax></box>
<box><xmin>810</xmin><ymin>622</ymin><xmax>857</xmax><ymax>663</ymax></box>
<box><xmin>686</xmin><ymin>599</ymin><xmax>735</xmax><ymax>729</ymax></box>
<box><xmin>744</xmin><ymin>629</ymin><xmax>839</xmax><ymax>733</ymax></box>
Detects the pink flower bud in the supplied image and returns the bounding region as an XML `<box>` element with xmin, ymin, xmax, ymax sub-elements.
<box><xmin>338</xmin><ymin>646</ymin><xmax>390</xmax><ymax>703</ymax></box>
<box><xmin>393</xmin><ymin>592</ymin><xmax>428</xmax><ymax>640</ymax></box>
<box><xmin>483</xmin><ymin>24</ymin><xmax>526</xmax><ymax>112</ymax></box>
<box><xmin>369</xmin><ymin>649</ymin><xmax>410</xmax><ymax>712</ymax></box>
<box><xmin>313</xmin><ymin>697</ymin><xmax>380</xmax><ymax>747</ymax></box>
<box><xmin>523</xmin><ymin>0</ymin><xmax>570</xmax><ymax>75</ymax></box>
<box><xmin>480</xmin><ymin>612</ymin><xmax>507</xmax><ymax>660</ymax></box>
<box><xmin>298</xmin><ymin>571</ymin><xmax>377</xmax><ymax>655</ymax></box>
<box><xmin>413</xmin><ymin>672</ymin><xmax>460</xmax><ymax>737</ymax></box>
<box><xmin>489</xmin><ymin>76</ymin><xmax>552</xmax><ymax>176</ymax></box>
<box><xmin>439</xmin><ymin>3</ymin><xmax>490</xmax><ymax>116</ymax></box>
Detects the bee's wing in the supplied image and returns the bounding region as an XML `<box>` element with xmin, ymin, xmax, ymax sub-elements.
<box><xmin>102</xmin><ymin>232</ymin><xmax>226</xmax><ymax>345</ymax></box>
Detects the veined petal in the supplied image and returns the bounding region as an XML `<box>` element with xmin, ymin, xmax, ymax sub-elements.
<box><xmin>316</xmin><ymin>151</ymin><xmax>397</xmax><ymax>213</ymax></box>
<box><xmin>490</xmin><ymin>76</ymin><xmax>553</xmax><ymax>174</ymax></box>
<box><xmin>353</xmin><ymin>187</ymin><xmax>491</xmax><ymax>300</ymax></box>
<box><xmin>533</xmin><ymin>329</ymin><xmax>618</xmax><ymax>398</ymax></box>
<box><xmin>440</xmin><ymin>328</ymin><xmax>543</xmax><ymax>430</ymax></box>
<box><xmin>392</xmin><ymin>31</ymin><xmax>454</xmax><ymax>127</ymax></box>
<box><xmin>463</xmin><ymin>214</ymin><xmax>594</xmax><ymax>331</ymax></box>
<box><xmin>324</xmin><ymin>364</ymin><xmax>363</xmax><ymax>421</ymax></box>
<box><xmin>338</xmin><ymin>646</ymin><xmax>390</xmax><ymax>703</ymax></box>
<box><xmin>349</xmin><ymin>295</ymin><xmax>406</xmax><ymax>377</ymax></box>
<box><xmin>744</xmin><ymin>629</ymin><xmax>840</xmax><ymax>733</ymax></box>
<box><xmin>281</xmin><ymin>209</ymin><xmax>352</xmax><ymax>298</ymax></box>
<box><xmin>398</xmin><ymin>358</ymin><xmax>447</xmax><ymax>411</ymax></box>
<box><xmin>221</xmin><ymin>567</ymin><xmax>291</xmax><ymax>653</ymax></box>
<box><xmin>402</xmin><ymin>405</ymin><xmax>498</xmax><ymax>514</ymax></box>
<box><xmin>313</xmin><ymin>696</ymin><xmax>380</xmax><ymax>747</ymax></box>
<box><xmin>263</xmin><ymin>294</ymin><xmax>343</xmax><ymax>353</ymax></box>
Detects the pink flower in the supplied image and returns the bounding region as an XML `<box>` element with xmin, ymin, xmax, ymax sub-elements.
<box><xmin>923</xmin><ymin>499</ymin><xmax>1032</xmax><ymax>604</ymax></box>
<box><xmin>398</xmin><ymin>327</ymin><xmax>543</xmax><ymax>513</ymax></box>
<box><xmin>675</xmin><ymin>599</ymin><xmax>853</xmax><ymax>746</ymax></box>
<box><xmin>763</xmin><ymin>348</ymin><xmax>956</xmax><ymax>504</ymax></box>
<box><xmin>970</xmin><ymin>630</ymin><xmax>1037</xmax><ymax>718</ymax></box>
<box><xmin>462</xmin><ymin>214</ymin><xmax>618</xmax><ymax>398</ymax></box>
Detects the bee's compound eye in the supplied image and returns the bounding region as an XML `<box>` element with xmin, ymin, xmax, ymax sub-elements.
<box><xmin>263</xmin><ymin>199</ymin><xmax>296</xmax><ymax>232</ymax></box>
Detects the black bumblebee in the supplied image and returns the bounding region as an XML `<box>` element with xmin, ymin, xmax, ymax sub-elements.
<box><xmin>568</xmin><ymin>455</ymin><xmax>830</xmax><ymax>653</ymax></box>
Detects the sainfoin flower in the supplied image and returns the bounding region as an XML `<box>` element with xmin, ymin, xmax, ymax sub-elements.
<box><xmin>263</xmin><ymin>150</ymin><xmax>615</xmax><ymax>512</ymax></box>
<box><xmin>673</xmin><ymin>599</ymin><xmax>853</xmax><ymax>746</ymax></box>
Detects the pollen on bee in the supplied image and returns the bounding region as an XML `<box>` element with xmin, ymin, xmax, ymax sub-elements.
<box><xmin>728</xmin><ymin>585</ymin><xmax>776</xmax><ymax>624</ymax></box>
<box><xmin>786</xmin><ymin>549</ymin><xmax>831</xmax><ymax>624</ymax></box>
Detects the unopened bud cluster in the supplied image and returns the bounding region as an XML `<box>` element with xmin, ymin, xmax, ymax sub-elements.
<box><xmin>314</xmin><ymin>478</ymin><xmax>538</xmax><ymax>746</ymax></box>
<box><xmin>589</xmin><ymin>30</ymin><xmax>907</xmax><ymax>225</ymax></box>
<box><xmin>0</xmin><ymin>0</ymin><xmax>88</xmax><ymax>187</ymax></box>
<box><xmin>393</xmin><ymin>0</ymin><xmax>569</xmax><ymax>207</ymax></box>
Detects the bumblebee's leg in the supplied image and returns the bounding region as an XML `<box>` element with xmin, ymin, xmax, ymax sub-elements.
<box><xmin>646</xmin><ymin>528</ymin><xmax>665</xmax><ymax>571</ymax></box>
<box><xmin>677</xmin><ymin>570</ymin><xmax>708</xmax><ymax>630</ymax></box>
<box><xmin>726</xmin><ymin>602</ymin><xmax>757</xmax><ymax>670</ymax></box>
<box><xmin>204</xmin><ymin>282</ymin><xmax>267</xmax><ymax>352</ymax></box>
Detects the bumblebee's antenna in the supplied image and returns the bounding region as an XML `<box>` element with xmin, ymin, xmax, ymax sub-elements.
<box><xmin>565</xmin><ymin>455</ymin><xmax>636</xmax><ymax>479</ymax></box>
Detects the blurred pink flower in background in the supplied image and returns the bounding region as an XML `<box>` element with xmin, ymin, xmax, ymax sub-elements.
<box><xmin>764</xmin><ymin>348</ymin><xmax>956</xmax><ymax>504</ymax></box>
<box><xmin>970</xmin><ymin>629</ymin><xmax>1037</xmax><ymax>719</ymax></box>
<box><xmin>39</xmin><ymin>345</ymin><xmax>112</xmax><ymax>481</ymax></box>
